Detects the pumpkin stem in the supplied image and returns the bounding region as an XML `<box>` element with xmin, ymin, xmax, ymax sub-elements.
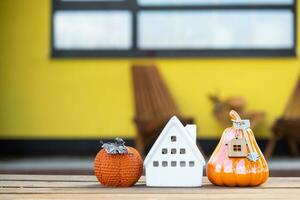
<box><xmin>101</xmin><ymin>138</ymin><xmax>128</xmax><ymax>154</ymax></box>
<box><xmin>229</xmin><ymin>110</ymin><xmax>241</xmax><ymax>121</ymax></box>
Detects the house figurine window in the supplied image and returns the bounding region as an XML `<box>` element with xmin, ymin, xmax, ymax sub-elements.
<box><xmin>180</xmin><ymin>161</ymin><xmax>186</xmax><ymax>167</ymax></box>
<box><xmin>171</xmin><ymin>136</ymin><xmax>176</xmax><ymax>142</ymax></box>
<box><xmin>153</xmin><ymin>161</ymin><xmax>159</xmax><ymax>167</ymax></box>
<box><xmin>171</xmin><ymin>148</ymin><xmax>177</xmax><ymax>154</ymax></box>
<box><xmin>171</xmin><ymin>161</ymin><xmax>177</xmax><ymax>167</ymax></box>
<box><xmin>180</xmin><ymin>148</ymin><xmax>186</xmax><ymax>154</ymax></box>
<box><xmin>227</xmin><ymin>138</ymin><xmax>247</xmax><ymax>158</ymax></box>
<box><xmin>189</xmin><ymin>161</ymin><xmax>195</xmax><ymax>167</ymax></box>
<box><xmin>233</xmin><ymin>145</ymin><xmax>242</xmax><ymax>152</ymax></box>
<box><xmin>162</xmin><ymin>161</ymin><xmax>168</xmax><ymax>167</ymax></box>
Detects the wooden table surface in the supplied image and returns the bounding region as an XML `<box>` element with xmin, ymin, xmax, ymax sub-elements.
<box><xmin>0</xmin><ymin>174</ymin><xmax>300</xmax><ymax>200</ymax></box>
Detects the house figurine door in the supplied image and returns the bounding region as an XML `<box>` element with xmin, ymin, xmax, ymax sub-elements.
<box><xmin>227</xmin><ymin>138</ymin><xmax>247</xmax><ymax>158</ymax></box>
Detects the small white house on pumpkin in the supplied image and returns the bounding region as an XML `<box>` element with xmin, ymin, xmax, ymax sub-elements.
<box><xmin>144</xmin><ymin>116</ymin><xmax>205</xmax><ymax>187</ymax></box>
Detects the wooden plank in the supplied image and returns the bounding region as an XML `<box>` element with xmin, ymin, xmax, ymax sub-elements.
<box><xmin>1</xmin><ymin>186</ymin><xmax>300</xmax><ymax>194</ymax></box>
<box><xmin>0</xmin><ymin>175</ymin><xmax>300</xmax><ymax>196</ymax></box>
<box><xmin>0</xmin><ymin>180</ymin><xmax>100</xmax><ymax>188</ymax></box>
<box><xmin>1</xmin><ymin>191</ymin><xmax>300</xmax><ymax>200</ymax></box>
<box><xmin>0</xmin><ymin>174</ymin><xmax>141</xmax><ymax>183</ymax></box>
<box><xmin>1</xmin><ymin>175</ymin><xmax>300</xmax><ymax>188</ymax></box>
<box><xmin>0</xmin><ymin>178</ymin><xmax>300</xmax><ymax>193</ymax></box>
<box><xmin>1</xmin><ymin>175</ymin><xmax>300</xmax><ymax>199</ymax></box>
<box><xmin>0</xmin><ymin>174</ymin><xmax>97</xmax><ymax>182</ymax></box>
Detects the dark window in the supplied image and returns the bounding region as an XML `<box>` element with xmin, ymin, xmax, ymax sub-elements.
<box><xmin>189</xmin><ymin>161</ymin><xmax>195</xmax><ymax>167</ymax></box>
<box><xmin>180</xmin><ymin>148</ymin><xmax>186</xmax><ymax>154</ymax></box>
<box><xmin>171</xmin><ymin>136</ymin><xmax>176</xmax><ymax>142</ymax></box>
<box><xmin>171</xmin><ymin>148</ymin><xmax>177</xmax><ymax>154</ymax></box>
<box><xmin>180</xmin><ymin>161</ymin><xmax>186</xmax><ymax>167</ymax></box>
<box><xmin>233</xmin><ymin>145</ymin><xmax>242</xmax><ymax>152</ymax></box>
<box><xmin>171</xmin><ymin>161</ymin><xmax>177</xmax><ymax>167</ymax></box>
<box><xmin>52</xmin><ymin>0</ymin><xmax>296</xmax><ymax>57</ymax></box>
<box><xmin>162</xmin><ymin>161</ymin><xmax>168</xmax><ymax>167</ymax></box>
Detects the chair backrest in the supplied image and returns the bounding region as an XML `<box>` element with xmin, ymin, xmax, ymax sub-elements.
<box><xmin>284</xmin><ymin>75</ymin><xmax>300</xmax><ymax>119</ymax></box>
<box><xmin>132</xmin><ymin>64</ymin><xmax>179</xmax><ymax>123</ymax></box>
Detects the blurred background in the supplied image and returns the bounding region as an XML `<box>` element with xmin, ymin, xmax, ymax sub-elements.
<box><xmin>0</xmin><ymin>0</ymin><xmax>299</xmax><ymax>176</ymax></box>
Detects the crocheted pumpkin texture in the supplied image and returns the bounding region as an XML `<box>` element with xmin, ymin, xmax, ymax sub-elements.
<box><xmin>94</xmin><ymin>142</ymin><xmax>143</xmax><ymax>187</ymax></box>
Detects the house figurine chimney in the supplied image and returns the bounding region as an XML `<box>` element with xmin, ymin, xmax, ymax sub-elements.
<box><xmin>185</xmin><ymin>124</ymin><xmax>197</xmax><ymax>142</ymax></box>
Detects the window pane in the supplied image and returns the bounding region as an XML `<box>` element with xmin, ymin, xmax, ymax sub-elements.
<box><xmin>180</xmin><ymin>148</ymin><xmax>186</xmax><ymax>154</ymax></box>
<box><xmin>171</xmin><ymin>136</ymin><xmax>176</xmax><ymax>141</ymax></box>
<box><xmin>189</xmin><ymin>161</ymin><xmax>195</xmax><ymax>167</ymax></box>
<box><xmin>54</xmin><ymin>11</ymin><xmax>132</xmax><ymax>50</ymax></box>
<box><xmin>162</xmin><ymin>148</ymin><xmax>167</xmax><ymax>154</ymax></box>
<box><xmin>153</xmin><ymin>161</ymin><xmax>159</xmax><ymax>167</ymax></box>
<box><xmin>138</xmin><ymin>10</ymin><xmax>293</xmax><ymax>50</ymax></box>
<box><xmin>171</xmin><ymin>148</ymin><xmax>177</xmax><ymax>154</ymax></box>
<box><xmin>171</xmin><ymin>161</ymin><xmax>177</xmax><ymax>167</ymax></box>
<box><xmin>138</xmin><ymin>0</ymin><xmax>293</xmax><ymax>6</ymax></box>
<box><xmin>180</xmin><ymin>161</ymin><xmax>186</xmax><ymax>167</ymax></box>
<box><xmin>162</xmin><ymin>161</ymin><xmax>168</xmax><ymax>167</ymax></box>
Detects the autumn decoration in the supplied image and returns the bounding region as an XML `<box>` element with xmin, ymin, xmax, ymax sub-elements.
<box><xmin>94</xmin><ymin>138</ymin><xmax>143</xmax><ymax>187</ymax></box>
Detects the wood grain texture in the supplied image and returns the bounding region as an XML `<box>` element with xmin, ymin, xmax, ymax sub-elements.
<box><xmin>2</xmin><ymin>193</ymin><xmax>300</xmax><ymax>200</ymax></box>
<box><xmin>0</xmin><ymin>175</ymin><xmax>300</xmax><ymax>200</ymax></box>
<box><xmin>0</xmin><ymin>174</ymin><xmax>97</xmax><ymax>182</ymax></box>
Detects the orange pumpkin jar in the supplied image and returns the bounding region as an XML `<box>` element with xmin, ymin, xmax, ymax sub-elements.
<box><xmin>207</xmin><ymin>110</ymin><xmax>269</xmax><ymax>187</ymax></box>
<box><xmin>94</xmin><ymin>138</ymin><xmax>143</xmax><ymax>187</ymax></box>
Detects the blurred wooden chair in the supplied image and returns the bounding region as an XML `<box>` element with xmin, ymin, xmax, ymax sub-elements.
<box><xmin>209</xmin><ymin>94</ymin><xmax>265</xmax><ymax>129</ymax></box>
<box><xmin>265</xmin><ymin>75</ymin><xmax>300</xmax><ymax>159</ymax></box>
<box><xmin>131</xmin><ymin>64</ymin><xmax>196</xmax><ymax>156</ymax></box>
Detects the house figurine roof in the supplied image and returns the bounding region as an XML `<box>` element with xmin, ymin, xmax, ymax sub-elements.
<box><xmin>144</xmin><ymin>116</ymin><xmax>205</xmax><ymax>167</ymax></box>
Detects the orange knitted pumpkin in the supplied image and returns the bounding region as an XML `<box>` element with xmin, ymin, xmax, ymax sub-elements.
<box><xmin>207</xmin><ymin>110</ymin><xmax>269</xmax><ymax>187</ymax></box>
<box><xmin>94</xmin><ymin>138</ymin><xmax>143</xmax><ymax>187</ymax></box>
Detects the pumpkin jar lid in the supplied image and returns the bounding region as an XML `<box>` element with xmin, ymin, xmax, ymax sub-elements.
<box><xmin>230</xmin><ymin>110</ymin><xmax>250</xmax><ymax>130</ymax></box>
<box><xmin>101</xmin><ymin>138</ymin><xmax>128</xmax><ymax>154</ymax></box>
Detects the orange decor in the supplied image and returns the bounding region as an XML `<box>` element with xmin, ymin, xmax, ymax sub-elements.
<box><xmin>207</xmin><ymin>110</ymin><xmax>269</xmax><ymax>187</ymax></box>
<box><xmin>94</xmin><ymin>138</ymin><xmax>143</xmax><ymax>187</ymax></box>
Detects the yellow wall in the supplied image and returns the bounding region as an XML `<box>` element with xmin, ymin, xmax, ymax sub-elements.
<box><xmin>0</xmin><ymin>0</ymin><xmax>299</xmax><ymax>139</ymax></box>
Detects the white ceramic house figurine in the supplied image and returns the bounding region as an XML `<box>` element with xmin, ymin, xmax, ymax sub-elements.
<box><xmin>144</xmin><ymin>116</ymin><xmax>205</xmax><ymax>187</ymax></box>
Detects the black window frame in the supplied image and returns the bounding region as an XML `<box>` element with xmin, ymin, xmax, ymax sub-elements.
<box><xmin>51</xmin><ymin>0</ymin><xmax>297</xmax><ymax>58</ymax></box>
